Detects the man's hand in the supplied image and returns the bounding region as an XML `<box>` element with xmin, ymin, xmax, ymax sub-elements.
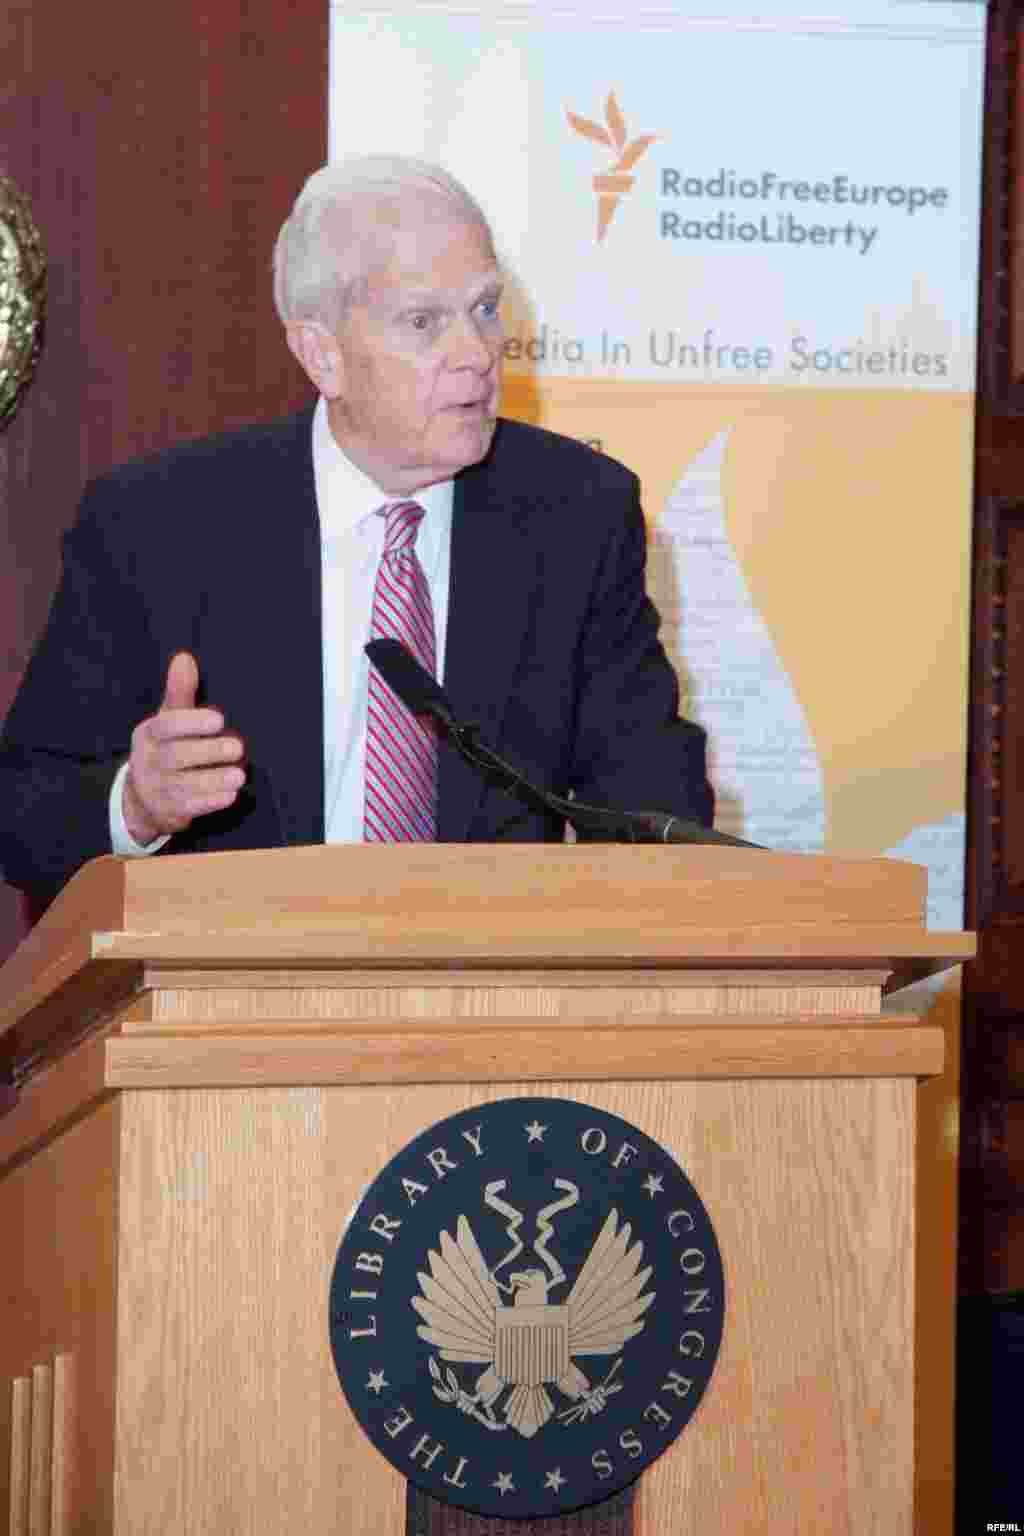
<box><xmin>122</xmin><ymin>652</ymin><xmax>246</xmax><ymax>846</ymax></box>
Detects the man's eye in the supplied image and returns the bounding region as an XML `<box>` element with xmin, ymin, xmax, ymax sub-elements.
<box><xmin>477</xmin><ymin>298</ymin><xmax>501</xmax><ymax>320</ymax></box>
<box><xmin>409</xmin><ymin>313</ymin><xmax>433</xmax><ymax>332</ymax></box>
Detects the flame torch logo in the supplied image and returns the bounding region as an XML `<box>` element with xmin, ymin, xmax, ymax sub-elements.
<box><xmin>566</xmin><ymin>92</ymin><xmax>656</xmax><ymax>242</ymax></box>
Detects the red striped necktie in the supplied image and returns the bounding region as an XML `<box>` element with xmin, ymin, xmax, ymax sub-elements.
<box><xmin>363</xmin><ymin>500</ymin><xmax>438</xmax><ymax>842</ymax></box>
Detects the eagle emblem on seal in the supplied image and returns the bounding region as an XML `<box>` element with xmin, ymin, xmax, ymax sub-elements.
<box><xmin>411</xmin><ymin>1178</ymin><xmax>655</xmax><ymax>1438</ymax></box>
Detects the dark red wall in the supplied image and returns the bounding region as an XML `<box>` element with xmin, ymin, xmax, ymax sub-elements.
<box><xmin>1</xmin><ymin>0</ymin><xmax>328</xmax><ymax>961</ymax></box>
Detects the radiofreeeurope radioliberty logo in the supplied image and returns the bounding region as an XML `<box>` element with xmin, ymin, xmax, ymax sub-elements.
<box><xmin>659</xmin><ymin>166</ymin><xmax>951</xmax><ymax>255</ymax></box>
<box><xmin>564</xmin><ymin>90</ymin><xmax>952</xmax><ymax>255</ymax></box>
<box><xmin>566</xmin><ymin>93</ymin><xmax>656</xmax><ymax>241</ymax></box>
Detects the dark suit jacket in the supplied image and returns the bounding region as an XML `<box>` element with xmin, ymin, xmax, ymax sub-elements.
<box><xmin>0</xmin><ymin>409</ymin><xmax>712</xmax><ymax>905</ymax></box>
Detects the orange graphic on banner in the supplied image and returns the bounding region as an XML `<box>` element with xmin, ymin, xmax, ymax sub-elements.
<box><xmin>566</xmin><ymin>92</ymin><xmax>655</xmax><ymax>240</ymax></box>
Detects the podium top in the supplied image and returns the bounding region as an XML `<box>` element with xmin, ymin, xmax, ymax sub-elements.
<box><xmin>0</xmin><ymin>843</ymin><xmax>973</xmax><ymax>1082</ymax></box>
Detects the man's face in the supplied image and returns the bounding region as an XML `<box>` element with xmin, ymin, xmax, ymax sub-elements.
<box><xmin>325</xmin><ymin>211</ymin><xmax>503</xmax><ymax>493</ymax></box>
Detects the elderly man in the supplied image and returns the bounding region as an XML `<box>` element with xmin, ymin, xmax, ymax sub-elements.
<box><xmin>0</xmin><ymin>156</ymin><xmax>712</xmax><ymax>907</ymax></box>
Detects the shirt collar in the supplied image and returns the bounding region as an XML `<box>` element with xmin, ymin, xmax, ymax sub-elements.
<box><xmin>312</xmin><ymin>396</ymin><xmax>454</xmax><ymax>539</ymax></box>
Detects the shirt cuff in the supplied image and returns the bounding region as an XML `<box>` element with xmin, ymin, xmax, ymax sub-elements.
<box><xmin>110</xmin><ymin>759</ymin><xmax>171</xmax><ymax>857</ymax></box>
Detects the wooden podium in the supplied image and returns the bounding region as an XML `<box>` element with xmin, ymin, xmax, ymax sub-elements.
<box><xmin>0</xmin><ymin>844</ymin><xmax>973</xmax><ymax>1534</ymax></box>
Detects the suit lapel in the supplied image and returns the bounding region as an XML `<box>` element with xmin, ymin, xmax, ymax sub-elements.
<box><xmin>438</xmin><ymin>434</ymin><xmax>536</xmax><ymax>841</ymax></box>
<box><xmin>233</xmin><ymin>415</ymin><xmax>536</xmax><ymax>848</ymax></box>
<box><xmin>234</xmin><ymin>409</ymin><xmax>325</xmax><ymax>847</ymax></box>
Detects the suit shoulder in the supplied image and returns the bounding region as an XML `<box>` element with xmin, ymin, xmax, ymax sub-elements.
<box><xmin>88</xmin><ymin>408</ymin><xmax>315</xmax><ymax>498</ymax></box>
<box><xmin>73</xmin><ymin>408</ymin><xmax>316</xmax><ymax>543</ymax></box>
<box><xmin>110</xmin><ymin>408</ymin><xmax>315</xmax><ymax>481</ymax></box>
<box><xmin>487</xmin><ymin>417</ymin><xmax>638</xmax><ymax>497</ymax></box>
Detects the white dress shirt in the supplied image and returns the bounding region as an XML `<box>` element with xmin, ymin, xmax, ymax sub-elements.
<box><xmin>111</xmin><ymin>397</ymin><xmax>454</xmax><ymax>853</ymax></box>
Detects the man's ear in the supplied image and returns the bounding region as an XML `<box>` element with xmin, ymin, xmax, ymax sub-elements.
<box><xmin>286</xmin><ymin>322</ymin><xmax>346</xmax><ymax>399</ymax></box>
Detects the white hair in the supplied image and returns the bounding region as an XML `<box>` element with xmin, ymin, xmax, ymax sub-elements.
<box><xmin>272</xmin><ymin>155</ymin><xmax>495</xmax><ymax>332</ymax></box>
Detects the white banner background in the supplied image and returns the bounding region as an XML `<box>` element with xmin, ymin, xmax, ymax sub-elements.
<box><xmin>329</xmin><ymin>0</ymin><xmax>984</xmax><ymax>931</ymax></box>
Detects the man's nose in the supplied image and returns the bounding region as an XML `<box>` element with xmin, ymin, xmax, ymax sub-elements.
<box><xmin>448</xmin><ymin>314</ymin><xmax>499</xmax><ymax>371</ymax></box>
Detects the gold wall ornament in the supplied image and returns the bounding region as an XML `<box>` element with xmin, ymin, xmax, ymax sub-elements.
<box><xmin>0</xmin><ymin>173</ymin><xmax>47</xmax><ymax>428</ymax></box>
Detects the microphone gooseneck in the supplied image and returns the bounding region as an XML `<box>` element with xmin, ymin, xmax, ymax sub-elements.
<box><xmin>364</xmin><ymin>638</ymin><xmax>763</xmax><ymax>850</ymax></box>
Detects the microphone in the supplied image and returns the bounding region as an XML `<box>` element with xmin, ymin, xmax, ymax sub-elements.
<box><xmin>364</xmin><ymin>638</ymin><xmax>762</xmax><ymax>850</ymax></box>
<box><xmin>365</xmin><ymin>638</ymin><xmax>456</xmax><ymax>728</ymax></box>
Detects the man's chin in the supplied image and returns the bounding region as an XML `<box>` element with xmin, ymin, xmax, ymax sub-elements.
<box><xmin>448</xmin><ymin>412</ymin><xmax>498</xmax><ymax>472</ymax></box>
<box><xmin>385</xmin><ymin>416</ymin><xmax>500</xmax><ymax>492</ymax></box>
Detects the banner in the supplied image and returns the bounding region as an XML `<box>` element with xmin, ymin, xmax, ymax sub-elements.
<box><xmin>328</xmin><ymin>8</ymin><xmax>984</xmax><ymax>1523</ymax></box>
<box><xmin>329</xmin><ymin>0</ymin><xmax>984</xmax><ymax>930</ymax></box>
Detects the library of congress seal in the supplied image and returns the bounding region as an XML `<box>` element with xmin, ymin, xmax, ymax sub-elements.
<box><xmin>329</xmin><ymin>1097</ymin><xmax>725</xmax><ymax>1520</ymax></box>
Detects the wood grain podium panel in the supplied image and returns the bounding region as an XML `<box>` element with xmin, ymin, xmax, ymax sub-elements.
<box><xmin>0</xmin><ymin>845</ymin><xmax>967</xmax><ymax>1532</ymax></box>
<box><xmin>113</xmin><ymin>1078</ymin><xmax>913</xmax><ymax>1535</ymax></box>
<box><xmin>103</xmin><ymin>1021</ymin><xmax>943</xmax><ymax>1088</ymax></box>
<box><xmin>1</xmin><ymin>846</ymin><xmax>973</xmax><ymax>1088</ymax></box>
<box><xmin>0</xmin><ymin>1100</ymin><xmax>119</xmax><ymax>1531</ymax></box>
<box><xmin>137</xmin><ymin>969</ymin><xmax>892</xmax><ymax>1026</ymax></box>
<box><xmin>92</xmin><ymin>843</ymin><xmax>934</xmax><ymax>937</ymax></box>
